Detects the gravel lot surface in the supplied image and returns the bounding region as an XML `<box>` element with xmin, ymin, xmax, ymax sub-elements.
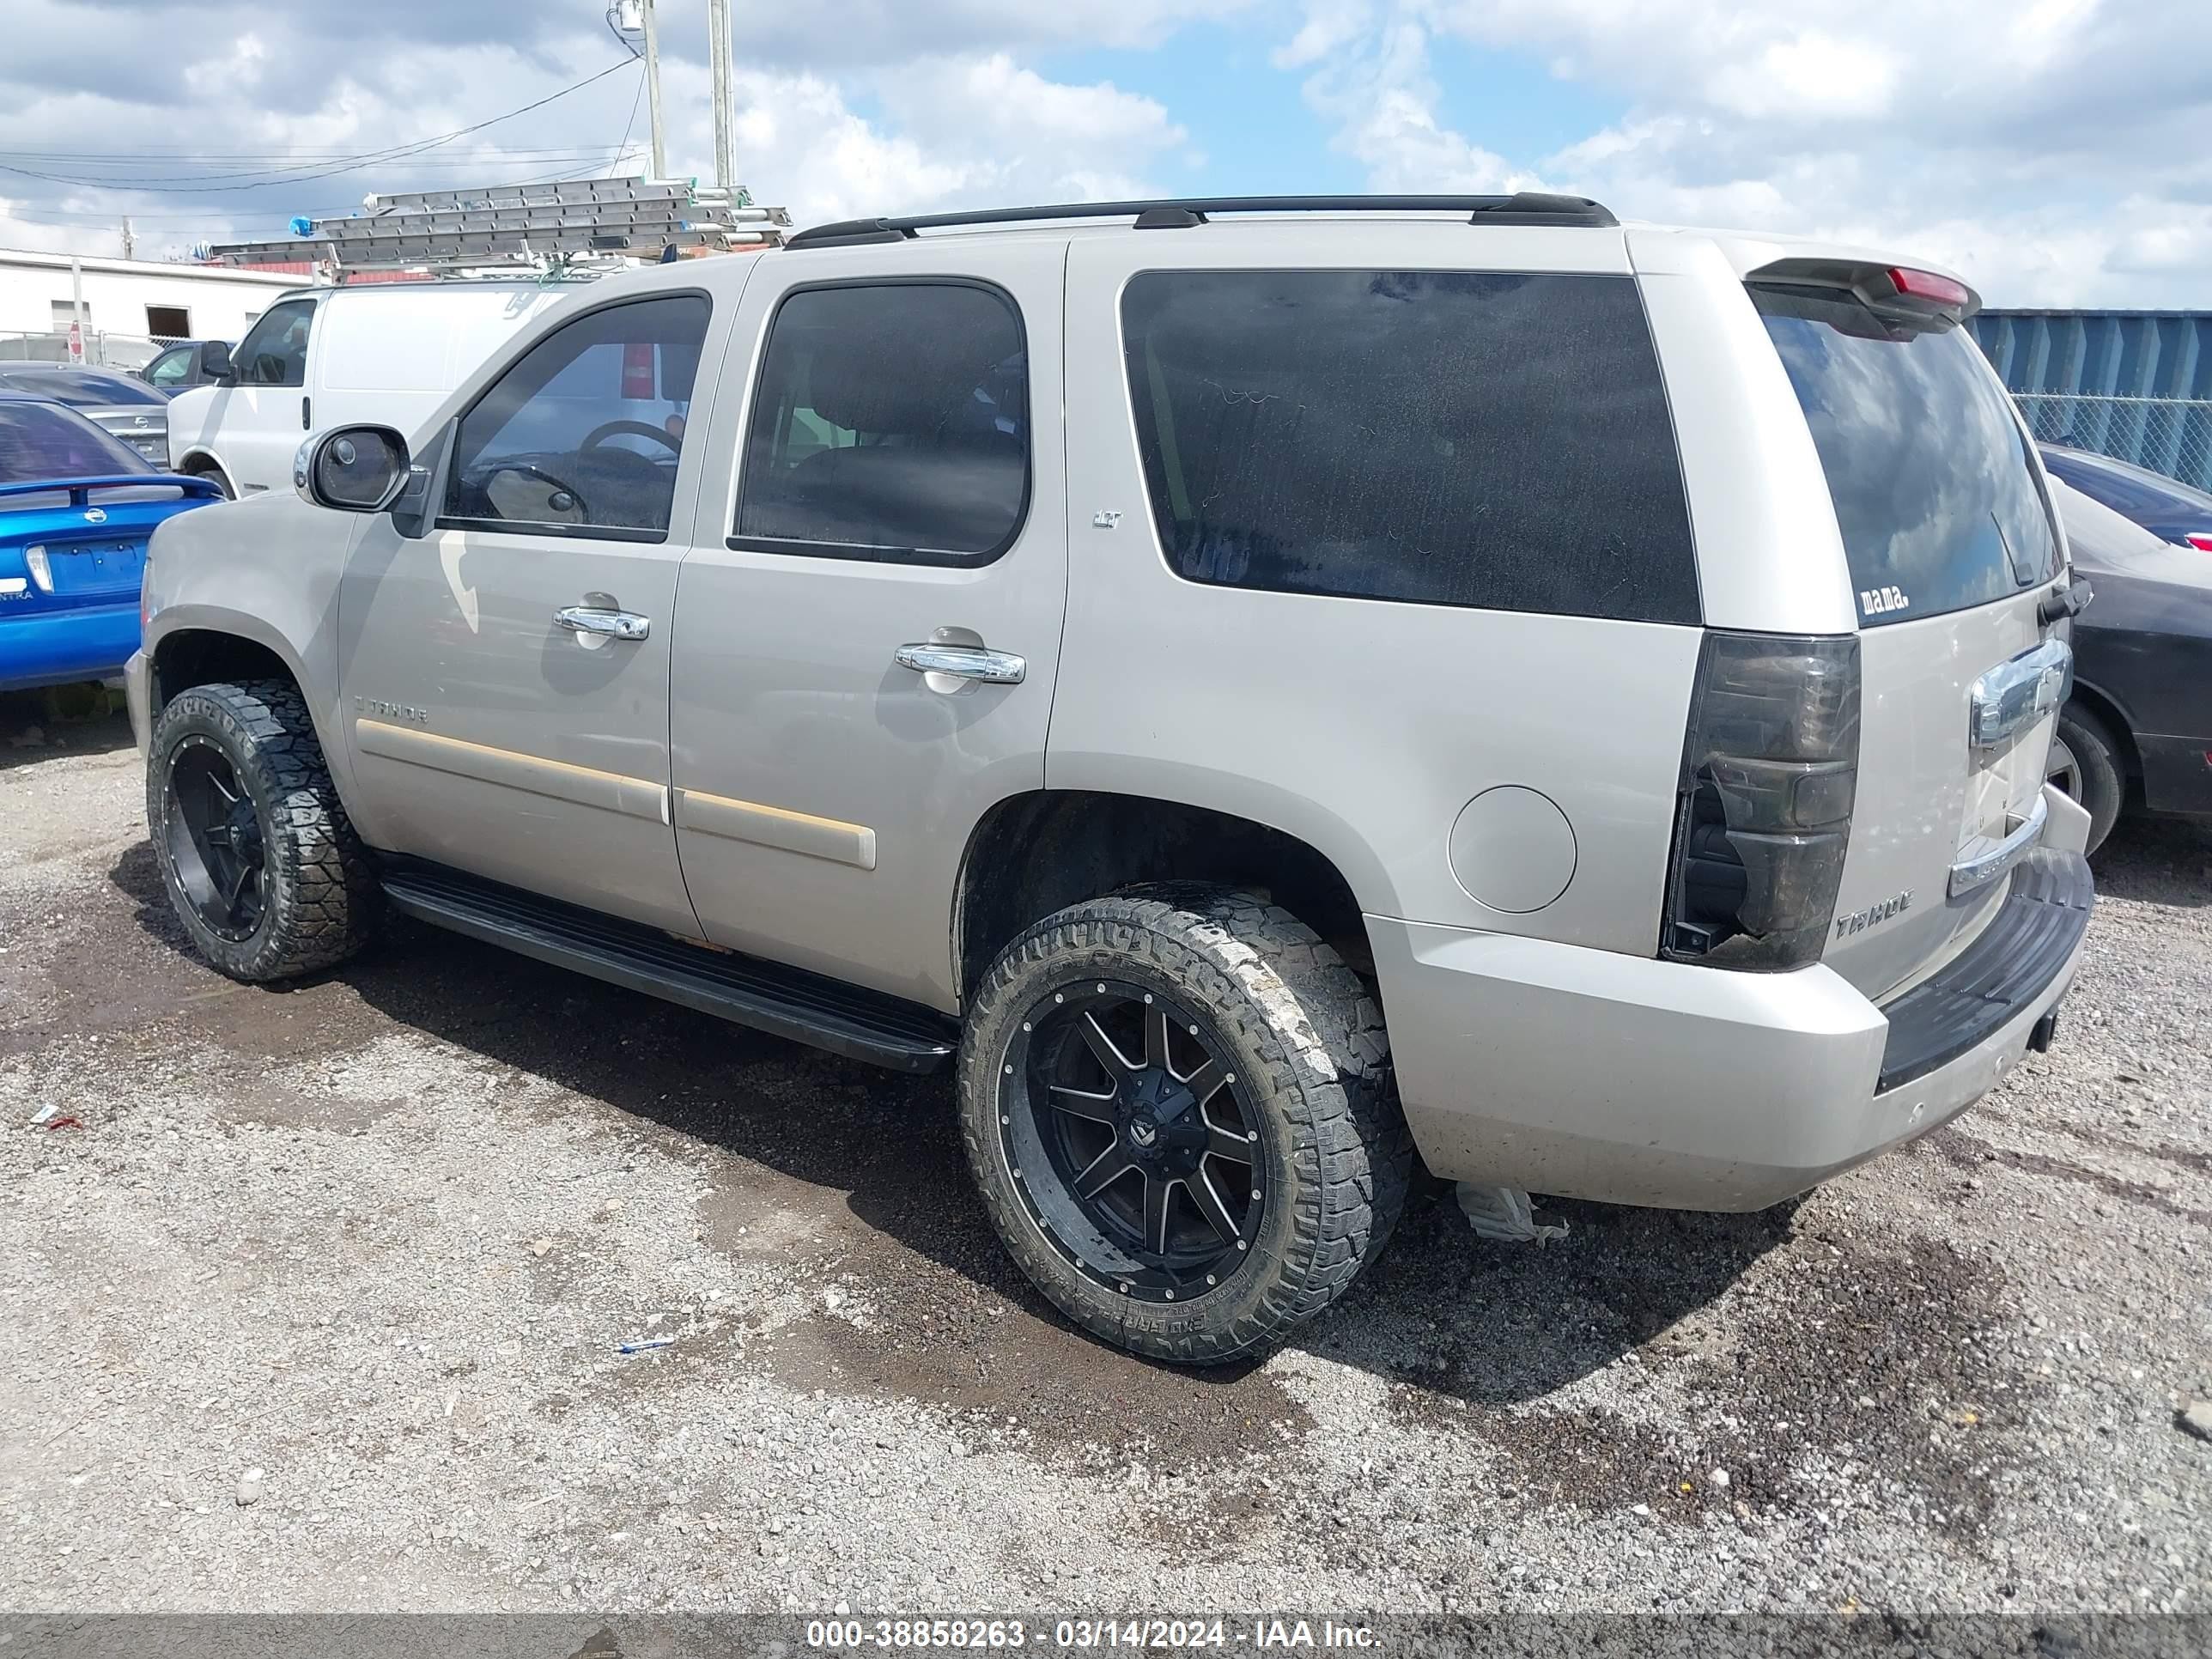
<box><xmin>2</xmin><ymin>694</ymin><xmax>2208</xmax><ymax>1616</ymax></box>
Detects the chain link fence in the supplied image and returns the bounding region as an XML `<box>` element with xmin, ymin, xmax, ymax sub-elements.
<box><xmin>2013</xmin><ymin>392</ymin><xmax>2212</xmax><ymax>496</ymax></box>
<box><xmin>0</xmin><ymin>330</ymin><xmax>179</xmax><ymax>371</ymax></box>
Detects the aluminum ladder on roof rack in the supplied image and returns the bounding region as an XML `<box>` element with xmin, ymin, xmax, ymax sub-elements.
<box><xmin>202</xmin><ymin>175</ymin><xmax>793</xmax><ymax>275</ymax></box>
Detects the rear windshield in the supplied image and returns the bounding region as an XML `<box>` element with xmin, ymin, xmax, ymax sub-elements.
<box><xmin>1754</xmin><ymin>285</ymin><xmax>2058</xmax><ymax>625</ymax></box>
<box><xmin>0</xmin><ymin>368</ymin><xmax>164</xmax><ymax>407</ymax></box>
<box><xmin>0</xmin><ymin>401</ymin><xmax>151</xmax><ymax>484</ymax></box>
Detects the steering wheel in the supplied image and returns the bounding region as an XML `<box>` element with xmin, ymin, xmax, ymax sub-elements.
<box><xmin>475</xmin><ymin>460</ymin><xmax>590</xmax><ymax>522</ymax></box>
<box><xmin>580</xmin><ymin>419</ymin><xmax>682</xmax><ymax>456</ymax></box>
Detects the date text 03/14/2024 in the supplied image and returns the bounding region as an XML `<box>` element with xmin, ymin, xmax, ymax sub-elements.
<box><xmin>804</xmin><ymin>1619</ymin><xmax>1379</xmax><ymax>1650</ymax></box>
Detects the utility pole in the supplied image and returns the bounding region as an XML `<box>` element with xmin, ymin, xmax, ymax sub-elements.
<box><xmin>641</xmin><ymin>0</ymin><xmax>667</xmax><ymax>182</ymax></box>
<box><xmin>708</xmin><ymin>0</ymin><xmax>735</xmax><ymax>192</ymax></box>
<box><xmin>120</xmin><ymin>216</ymin><xmax>135</xmax><ymax>260</ymax></box>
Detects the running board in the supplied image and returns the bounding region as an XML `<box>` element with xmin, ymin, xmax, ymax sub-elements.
<box><xmin>379</xmin><ymin>863</ymin><xmax>958</xmax><ymax>1073</ymax></box>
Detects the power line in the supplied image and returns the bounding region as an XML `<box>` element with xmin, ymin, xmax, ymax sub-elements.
<box><xmin>0</xmin><ymin>154</ymin><xmax>633</xmax><ymax>176</ymax></box>
<box><xmin>611</xmin><ymin>65</ymin><xmax>647</xmax><ymax>175</ymax></box>
<box><xmin>0</xmin><ymin>144</ymin><xmax>641</xmax><ymax>161</ymax></box>
<box><xmin>0</xmin><ymin>58</ymin><xmax>635</xmax><ymax>194</ymax></box>
<box><xmin>2</xmin><ymin>148</ymin><xmax>632</xmax><ymax>217</ymax></box>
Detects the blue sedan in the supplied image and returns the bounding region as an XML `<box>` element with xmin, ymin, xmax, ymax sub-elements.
<box><xmin>0</xmin><ymin>394</ymin><xmax>222</xmax><ymax>693</ymax></box>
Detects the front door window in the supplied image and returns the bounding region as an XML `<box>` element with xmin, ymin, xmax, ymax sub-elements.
<box><xmin>233</xmin><ymin>300</ymin><xmax>314</xmax><ymax>388</ymax></box>
<box><xmin>443</xmin><ymin>295</ymin><xmax>710</xmax><ymax>540</ymax></box>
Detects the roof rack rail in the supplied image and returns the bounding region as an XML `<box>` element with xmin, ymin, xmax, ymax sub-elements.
<box><xmin>784</xmin><ymin>191</ymin><xmax>1618</xmax><ymax>249</ymax></box>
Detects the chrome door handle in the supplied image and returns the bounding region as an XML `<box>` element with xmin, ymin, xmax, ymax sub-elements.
<box><xmin>893</xmin><ymin>642</ymin><xmax>1026</xmax><ymax>684</ymax></box>
<box><xmin>556</xmin><ymin>605</ymin><xmax>651</xmax><ymax>641</ymax></box>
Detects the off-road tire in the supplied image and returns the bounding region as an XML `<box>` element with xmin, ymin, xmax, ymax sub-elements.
<box><xmin>958</xmin><ymin>885</ymin><xmax>1413</xmax><ymax>1365</ymax></box>
<box><xmin>146</xmin><ymin>678</ymin><xmax>378</xmax><ymax>981</ymax></box>
<box><xmin>2051</xmin><ymin>704</ymin><xmax>2124</xmax><ymax>856</ymax></box>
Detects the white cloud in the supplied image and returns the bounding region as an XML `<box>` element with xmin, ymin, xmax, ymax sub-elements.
<box><xmin>3</xmin><ymin>0</ymin><xmax>2209</xmax><ymax>306</ymax></box>
<box><xmin>1284</xmin><ymin>0</ymin><xmax>2212</xmax><ymax>305</ymax></box>
<box><xmin>664</xmin><ymin>54</ymin><xmax>1186</xmax><ymax>222</ymax></box>
<box><xmin>1297</xmin><ymin>21</ymin><xmax>1527</xmax><ymax>193</ymax></box>
<box><xmin>0</xmin><ymin>3</ymin><xmax>1194</xmax><ymax>259</ymax></box>
<box><xmin>1273</xmin><ymin>0</ymin><xmax>1375</xmax><ymax>71</ymax></box>
<box><xmin>1702</xmin><ymin>33</ymin><xmax>1899</xmax><ymax>122</ymax></box>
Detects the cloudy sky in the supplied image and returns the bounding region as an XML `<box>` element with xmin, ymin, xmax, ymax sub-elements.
<box><xmin>2</xmin><ymin>0</ymin><xmax>2208</xmax><ymax>306</ymax></box>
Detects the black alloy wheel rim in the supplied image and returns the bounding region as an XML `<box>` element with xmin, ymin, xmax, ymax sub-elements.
<box><xmin>163</xmin><ymin>737</ymin><xmax>268</xmax><ymax>942</ymax></box>
<box><xmin>998</xmin><ymin>978</ymin><xmax>1265</xmax><ymax>1304</ymax></box>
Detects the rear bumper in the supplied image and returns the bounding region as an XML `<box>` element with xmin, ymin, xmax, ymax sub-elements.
<box><xmin>1372</xmin><ymin>841</ymin><xmax>2094</xmax><ymax>1213</ymax></box>
<box><xmin>0</xmin><ymin>604</ymin><xmax>140</xmax><ymax>694</ymax></box>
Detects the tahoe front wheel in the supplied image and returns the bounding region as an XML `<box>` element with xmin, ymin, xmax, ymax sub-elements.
<box><xmin>146</xmin><ymin>678</ymin><xmax>378</xmax><ymax>981</ymax></box>
<box><xmin>957</xmin><ymin>886</ymin><xmax>1411</xmax><ymax>1365</ymax></box>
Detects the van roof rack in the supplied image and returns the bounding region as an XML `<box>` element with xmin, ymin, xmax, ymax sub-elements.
<box><xmin>785</xmin><ymin>192</ymin><xmax>1617</xmax><ymax>250</ymax></box>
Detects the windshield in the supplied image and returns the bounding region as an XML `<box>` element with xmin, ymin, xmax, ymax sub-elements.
<box><xmin>1754</xmin><ymin>285</ymin><xmax>2060</xmax><ymax>625</ymax></box>
<box><xmin>0</xmin><ymin>368</ymin><xmax>166</xmax><ymax>408</ymax></box>
<box><xmin>0</xmin><ymin>400</ymin><xmax>153</xmax><ymax>483</ymax></box>
<box><xmin>2042</xmin><ymin>446</ymin><xmax>2212</xmax><ymax>521</ymax></box>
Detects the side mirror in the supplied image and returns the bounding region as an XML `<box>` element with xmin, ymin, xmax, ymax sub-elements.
<box><xmin>295</xmin><ymin>425</ymin><xmax>410</xmax><ymax>514</ymax></box>
<box><xmin>195</xmin><ymin>340</ymin><xmax>234</xmax><ymax>384</ymax></box>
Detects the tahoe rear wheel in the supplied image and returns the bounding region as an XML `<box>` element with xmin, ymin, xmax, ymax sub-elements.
<box><xmin>147</xmin><ymin>678</ymin><xmax>378</xmax><ymax>981</ymax></box>
<box><xmin>958</xmin><ymin>886</ymin><xmax>1411</xmax><ymax>1365</ymax></box>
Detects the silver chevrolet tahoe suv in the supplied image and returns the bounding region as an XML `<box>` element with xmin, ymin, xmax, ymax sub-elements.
<box><xmin>128</xmin><ymin>194</ymin><xmax>2096</xmax><ymax>1364</ymax></box>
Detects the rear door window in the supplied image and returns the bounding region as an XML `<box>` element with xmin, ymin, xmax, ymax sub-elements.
<box><xmin>1753</xmin><ymin>285</ymin><xmax>2058</xmax><ymax>624</ymax></box>
<box><xmin>1117</xmin><ymin>270</ymin><xmax>1699</xmax><ymax>623</ymax></box>
<box><xmin>734</xmin><ymin>281</ymin><xmax>1030</xmax><ymax>563</ymax></box>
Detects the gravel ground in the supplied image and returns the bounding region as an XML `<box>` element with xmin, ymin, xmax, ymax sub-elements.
<box><xmin>1</xmin><ymin>693</ymin><xmax>2208</xmax><ymax>1616</ymax></box>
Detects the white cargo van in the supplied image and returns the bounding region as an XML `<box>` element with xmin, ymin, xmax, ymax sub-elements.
<box><xmin>165</xmin><ymin>279</ymin><xmax>581</xmax><ymax>497</ymax></box>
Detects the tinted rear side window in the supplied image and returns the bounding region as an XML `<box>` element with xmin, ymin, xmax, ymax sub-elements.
<box><xmin>1754</xmin><ymin>285</ymin><xmax>2059</xmax><ymax>624</ymax></box>
<box><xmin>1118</xmin><ymin>270</ymin><xmax>1698</xmax><ymax>623</ymax></box>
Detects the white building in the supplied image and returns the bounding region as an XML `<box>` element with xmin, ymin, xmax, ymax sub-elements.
<box><xmin>0</xmin><ymin>247</ymin><xmax>302</xmax><ymax>364</ymax></box>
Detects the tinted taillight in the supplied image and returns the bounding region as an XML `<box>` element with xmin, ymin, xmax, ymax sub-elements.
<box><xmin>1663</xmin><ymin>631</ymin><xmax>1861</xmax><ymax>970</ymax></box>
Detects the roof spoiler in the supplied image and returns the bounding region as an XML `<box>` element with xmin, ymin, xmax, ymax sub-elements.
<box><xmin>0</xmin><ymin>474</ymin><xmax>223</xmax><ymax>506</ymax></box>
<box><xmin>1747</xmin><ymin>256</ymin><xmax>1981</xmax><ymax>328</ymax></box>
